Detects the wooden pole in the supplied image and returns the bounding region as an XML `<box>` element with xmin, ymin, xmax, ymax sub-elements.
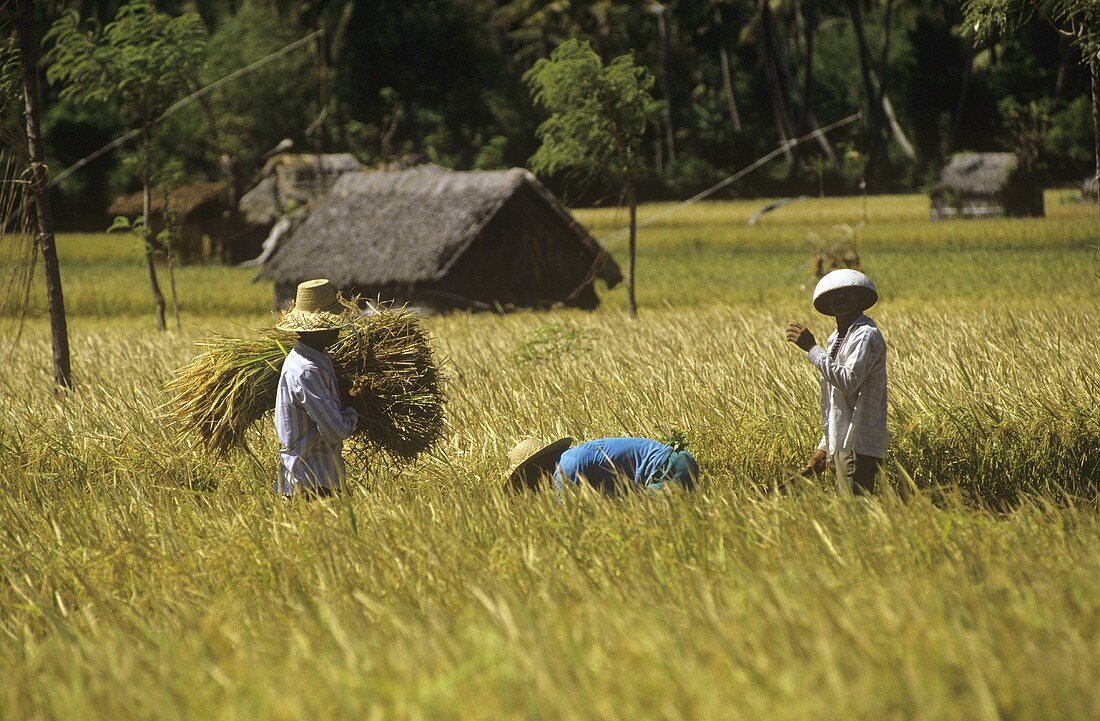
<box><xmin>142</xmin><ymin>127</ymin><xmax>167</xmax><ymax>331</ymax></box>
<box><xmin>1091</xmin><ymin>57</ymin><xmax>1100</xmax><ymax>224</ymax></box>
<box><xmin>627</xmin><ymin>176</ymin><xmax>638</xmax><ymax>320</ymax></box>
<box><xmin>17</xmin><ymin>0</ymin><xmax>72</xmax><ymax>388</ymax></box>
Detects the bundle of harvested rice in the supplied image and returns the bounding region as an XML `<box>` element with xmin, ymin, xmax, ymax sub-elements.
<box><xmin>165</xmin><ymin>309</ymin><xmax>445</xmax><ymax>462</ymax></box>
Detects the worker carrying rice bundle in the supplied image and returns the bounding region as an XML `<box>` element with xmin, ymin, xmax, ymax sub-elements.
<box><xmin>786</xmin><ymin>269</ymin><xmax>888</xmax><ymax>495</ymax></box>
<box><xmin>165</xmin><ymin>278</ymin><xmax>445</xmax><ymax>499</ymax></box>
<box><xmin>272</xmin><ymin>279</ymin><xmax>361</xmax><ymax>498</ymax></box>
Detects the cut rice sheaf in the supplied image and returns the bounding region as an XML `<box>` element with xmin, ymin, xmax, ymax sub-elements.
<box><xmin>164</xmin><ymin>309</ymin><xmax>446</xmax><ymax>463</ymax></box>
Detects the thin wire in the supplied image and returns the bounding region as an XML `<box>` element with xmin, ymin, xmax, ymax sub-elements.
<box><xmin>566</xmin><ymin>112</ymin><xmax>863</xmax><ymax>302</ymax></box>
<box><xmin>595</xmin><ymin>112</ymin><xmax>862</xmax><ymax>244</ymax></box>
<box><xmin>47</xmin><ymin>29</ymin><xmax>324</xmax><ymax>189</ymax></box>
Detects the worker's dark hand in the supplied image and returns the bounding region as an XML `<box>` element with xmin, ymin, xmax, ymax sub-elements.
<box><xmin>799</xmin><ymin>449</ymin><xmax>828</xmax><ymax>477</ymax></box>
<box><xmin>786</xmin><ymin>322</ymin><xmax>816</xmax><ymax>352</ymax></box>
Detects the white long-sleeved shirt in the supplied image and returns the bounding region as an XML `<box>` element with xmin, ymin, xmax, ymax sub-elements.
<box><xmin>807</xmin><ymin>315</ymin><xmax>889</xmax><ymax>459</ymax></box>
<box><xmin>274</xmin><ymin>342</ymin><xmax>358</xmax><ymax>495</ymax></box>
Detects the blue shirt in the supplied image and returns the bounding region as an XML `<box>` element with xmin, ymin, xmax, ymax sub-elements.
<box><xmin>274</xmin><ymin>342</ymin><xmax>358</xmax><ymax>495</ymax></box>
<box><xmin>553</xmin><ymin>438</ymin><xmax>674</xmax><ymax>494</ymax></box>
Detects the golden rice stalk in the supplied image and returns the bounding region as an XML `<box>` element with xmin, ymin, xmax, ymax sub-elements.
<box><xmin>164</xmin><ymin>309</ymin><xmax>445</xmax><ymax>461</ymax></box>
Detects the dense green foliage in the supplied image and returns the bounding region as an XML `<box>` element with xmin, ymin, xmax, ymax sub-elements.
<box><xmin>4</xmin><ymin>0</ymin><xmax>1097</xmax><ymax>229</ymax></box>
<box><xmin>43</xmin><ymin>0</ymin><xmax>206</xmax><ymax>127</ymax></box>
<box><xmin>966</xmin><ymin>0</ymin><xmax>1100</xmax><ymax>59</ymax></box>
<box><xmin>526</xmin><ymin>37</ymin><xmax>662</xmax><ymax>316</ymax></box>
<box><xmin>526</xmin><ymin>38</ymin><xmax>661</xmax><ymax>180</ymax></box>
<box><xmin>1</xmin><ymin>195</ymin><xmax>1098</xmax><ymax>717</ymax></box>
<box><xmin>41</xmin><ymin>0</ymin><xmax>209</xmax><ymax>330</ymax></box>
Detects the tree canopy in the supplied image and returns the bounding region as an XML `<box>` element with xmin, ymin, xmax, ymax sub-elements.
<box><xmin>526</xmin><ymin>37</ymin><xmax>661</xmax><ymax>318</ymax></box>
<box><xmin>5</xmin><ymin>0</ymin><xmax>1093</xmax><ymax>229</ymax></box>
<box><xmin>526</xmin><ymin>38</ymin><xmax>661</xmax><ymax>179</ymax></box>
<box><xmin>44</xmin><ymin>0</ymin><xmax>206</xmax><ymax>129</ymax></box>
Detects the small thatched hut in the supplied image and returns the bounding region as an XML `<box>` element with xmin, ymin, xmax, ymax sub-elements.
<box><xmin>239</xmin><ymin>153</ymin><xmax>363</xmax><ymax>225</ymax></box>
<box><xmin>108</xmin><ymin>181</ymin><xmax>269</xmax><ymax>263</ymax></box>
<box><xmin>257</xmin><ymin>166</ymin><xmax>622</xmax><ymax>311</ymax></box>
<box><xmin>930</xmin><ymin>152</ymin><xmax>1044</xmax><ymax>220</ymax></box>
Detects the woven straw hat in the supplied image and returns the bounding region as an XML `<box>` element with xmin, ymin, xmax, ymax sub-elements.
<box><xmin>505</xmin><ymin>437</ymin><xmax>573</xmax><ymax>491</ymax></box>
<box><xmin>813</xmin><ymin>269</ymin><xmax>878</xmax><ymax>315</ymax></box>
<box><xmin>276</xmin><ymin>279</ymin><xmax>357</xmax><ymax>332</ymax></box>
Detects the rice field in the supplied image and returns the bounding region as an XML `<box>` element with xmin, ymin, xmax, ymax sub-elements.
<box><xmin>1</xmin><ymin>192</ymin><xmax>1098</xmax><ymax>719</ymax></box>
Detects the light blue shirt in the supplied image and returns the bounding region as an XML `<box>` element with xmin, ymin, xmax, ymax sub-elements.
<box><xmin>274</xmin><ymin>342</ymin><xmax>358</xmax><ymax>495</ymax></box>
<box><xmin>553</xmin><ymin>438</ymin><xmax>674</xmax><ymax>494</ymax></box>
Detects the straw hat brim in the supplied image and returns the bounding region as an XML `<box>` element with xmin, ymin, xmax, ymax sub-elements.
<box><xmin>275</xmin><ymin>304</ymin><xmax>358</xmax><ymax>332</ymax></box>
<box><xmin>505</xmin><ymin>437</ymin><xmax>573</xmax><ymax>491</ymax></box>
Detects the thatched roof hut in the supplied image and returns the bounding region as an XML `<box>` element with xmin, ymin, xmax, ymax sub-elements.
<box><xmin>930</xmin><ymin>152</ymin><xmax>1043</xmax><ymax>220</ymax></box>
<box><xmin>257</xmin><ymin>166</ymin><xmax>622</xmax><ymax>311</ymax></box>
<box><xmin>108</xmin><ymin>181</ymin><xmax>269</xmax><ymax>263</ymax></box>
<box><xmin>239</xmin><ymin>153</ymin><xmax>363</xmax><ymax>224</ymax></box>
<box><xmin>108</xmin><ymin>181</ymin><xmax>227</xmax><ymax>218</ymax></box>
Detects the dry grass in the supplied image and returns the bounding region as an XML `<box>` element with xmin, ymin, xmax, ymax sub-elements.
<box><xmin>0</xmin><ymin>193</ymin><xmax>1097</xmax><ymax>719</ymax></box>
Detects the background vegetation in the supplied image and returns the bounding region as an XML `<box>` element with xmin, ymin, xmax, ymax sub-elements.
<box><xmin>1</xmin><ymin>194</ymin><xmax>1097</xmax><ymax>718</ymax></box>
<box><xmin>5</xmin><ymin>0</ymin><xmax>1097</xmax><ymax>229</ymax></box>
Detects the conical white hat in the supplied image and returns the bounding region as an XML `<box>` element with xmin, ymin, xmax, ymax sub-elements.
<box><xmin>812</xmin><ymin>269</ymin><xmax>878</xmax><ymax>314</ymax></box>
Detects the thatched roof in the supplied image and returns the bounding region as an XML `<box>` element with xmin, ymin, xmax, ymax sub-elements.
<box><xmin>239</xmin><ymin>153</ymin><xmax>364</xmax><ymax>224</ymax></box>
<box><xmin>934</xmin><ymin>152</ymin><xmax>1018</xmax><ymax>197</ymax></box>
<box><xmin>238</xmin><ymin>176</ymin><xmax>279</xmax><ymax>224</ymax></box>
<box><xmin>260</xmin><ymin>152</ymin><xmax>362</xmax><ymax>178</ymax></box>
<box><xmin>108</xmin><ymin>181</ymin><xmax>228</xmax><ymax>218</ymax></box>
<box><xmin>257</xmin><ymin>166</ymin><xmax>620</xmax><ymax>289</ymax></box>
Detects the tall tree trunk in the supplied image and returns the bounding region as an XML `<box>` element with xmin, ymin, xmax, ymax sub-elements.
<box><xmin>759</xmin><ymin>0</ymin><xmax>795</xmax><ymax>160</ymax></box>
<box><xmin>714</xmin><ymin>7</ymin><xmax>741</xmax><ymax>131</ymax></box>
<box><xmin>196</xmin><ymin>94</ymin><xmax>241</xmax><ymax>213</ymax></box>
<box><xmin>847</xmin><ymin>0</ymin><xmax>885</xmax><ymax>185</ymax></box>
<box><xmin>17</xmin><ymin>0</ymin><xmax>71</xmax><ymax>389</ymax></box>
<box><xmin>160</xmin><ymin>188</ymin><xmax>181</xmax><ymax>331</ymax></box>
<box><xmin>219</xmin><ymin>152</ymin><xmax>240</xmax><ymax>212</ymax></box>
<box><xmin>876</xmin><ymin>0</ymin><xmax>895</xmax><ymax>101</ymax></box>
<box><xmin>142</xmin><ymin>127</ymin><xmax>167</xmax><ymax>331</ymax></box>
<box><xmin>627</xmin><ymin>175</ymin><xmax>638</xmax><ymax>320</ymax></box>
<box><xmin>870</xmin><ymin>0</ymin><xmax>915</xmax><ymax>161</ymax></box>
<box><xmin>167</xmin><ymin>237</ymin><xmax>181</xmax><ymax>331</ymax></box>
<box><xmin>788</xmin><ymin>7</ymin><xmax>819</xmax><ymax>180</ymax></box>
<box><xmin>947</xmin><ymin>33</ymin><xmax>975</xmax><ymax>154</ymax></box>
<box><xmin>879</xmin><ymin>91</ymin><xmax>916</xmax><ymax>158</ymax></box>
<box><xmin>769</xmin><ymin>2</ymin><xmax>802</xmax><ymax>136</ymax></box>
<box><xmin>808</xmin><ymin>113</ymin><xmax>838</xmax><ymax>162</ymax></box>
<box><xmin>1055</xmin><ymin>36</ymin><xmax>1069</xmax><ymax>96</ymax></box>
<box><xmin>799</xmin><ymin>10</ymin><xmax>817</xmax><ymax>135</ymax></box>
<box><xmin>1091</xmin><ymin>58</ymin><xmax>1100</xmax><ymax>221</ymax></box>
<box><xmin>655</xmin><ymin>7</ymin><xmax>676</xmax><ymax>163</ymax></box>
<box><xmin>718</xmin><ymin>44</ymin><xmax>742</xmax><ymax>131</ymax></box>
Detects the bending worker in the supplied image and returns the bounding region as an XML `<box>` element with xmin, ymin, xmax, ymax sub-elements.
<box><xmin>274</xmin><ymin>279</ymin><xmax>359</xmax><ymax>499</ymax></box>
<box><xmin>506</xmin><ymin>436</ymin><xmax>699</xmax><ymax>495</ymax></box>
<box><xmin>785</xmin><ymin>269</ymin><xmax>889</xmax><ymax>495</ymax></box>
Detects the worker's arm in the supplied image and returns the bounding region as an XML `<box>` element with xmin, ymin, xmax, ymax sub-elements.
<box><xmin>807</xmin><ymin>329</ymin><xmax>884</xmax><ymax>393</ymax></box>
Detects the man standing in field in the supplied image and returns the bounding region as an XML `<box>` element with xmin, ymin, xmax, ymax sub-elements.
<box><xmin>506</xmin><ymin>436</ymin><xmax>699</xmax><ymax>495</ymax></box>
<box><xmin>786</xmin><ymin>269</ymin><xmax>888</xmax><ymax>495</ymax></box>
<box><xmin>274</xmin><ymin>279</ymin><xmax>359</xmax><ymax>499</ymax></box>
